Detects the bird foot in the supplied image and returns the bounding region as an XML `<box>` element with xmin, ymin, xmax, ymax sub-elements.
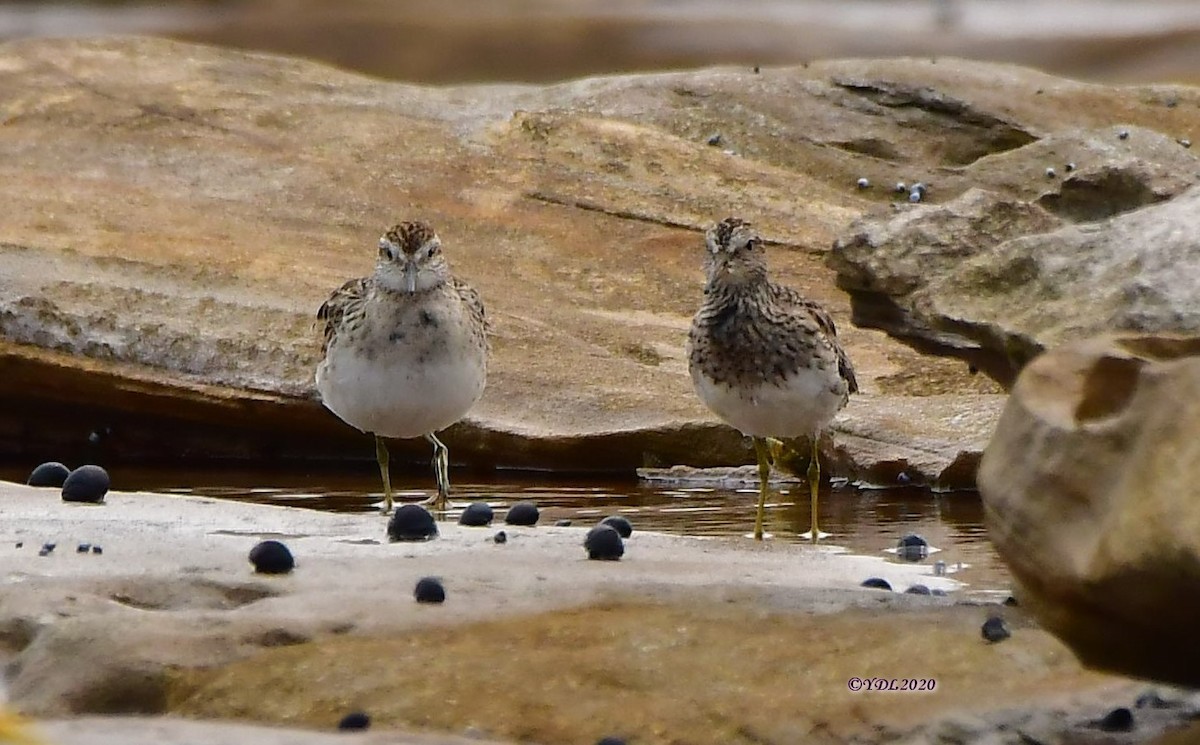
<box><xmin>800</xmin><ymin>529</ymin><xmax>831</xmax><ymax>541</ymax></box>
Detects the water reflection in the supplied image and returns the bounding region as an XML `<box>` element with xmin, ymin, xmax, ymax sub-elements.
<box><xmin>30</xmin><ymin>464</ymin><xmax>1008</xmax><ymax>595</ymax></box>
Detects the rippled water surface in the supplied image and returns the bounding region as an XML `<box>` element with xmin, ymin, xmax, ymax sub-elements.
<box><xmin>8</xmin><ymin>464</ymin><xmax>1011</xmax><ymax>596</ymax></box>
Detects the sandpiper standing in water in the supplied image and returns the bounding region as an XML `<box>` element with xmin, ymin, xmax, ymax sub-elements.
<box><xmin>316</xmin><ymin>221</ymin><xmax>488</xmax><ymax>513</ymax></box>
<box><xmin>687</xmin><ymin>217</ymin><xmax>857</xmax><ymax>541</ymax></box>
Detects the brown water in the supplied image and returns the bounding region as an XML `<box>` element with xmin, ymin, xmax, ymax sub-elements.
<box><xmin>6</xmin><ymin>464</ymin><xmax>1011</xmax><ymax>597</ymax></box>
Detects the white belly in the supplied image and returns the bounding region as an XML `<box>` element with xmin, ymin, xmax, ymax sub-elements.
<box><xmin>691</xmin><ymin>368</ymin><xmax>844</xmax><ymax>438</ymax></box>
<box><xmin>316</xmin><ymin>340</ymin><xmax>486</xmax><ymax>439</ymax></box>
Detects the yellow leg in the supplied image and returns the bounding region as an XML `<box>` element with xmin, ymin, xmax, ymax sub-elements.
<box><xmin>801</xmin><ymin>435</ymin><xmax>823</xmax><ymax>542</ymax></box>
<box><xmin>422</xmin><ymin>432</ymin><xmax>450</xmax><ymax>511</ymax></box>
<box><xmin>751</xmin><ymin>437</ymin><xmax>773</xmax><ymax>541</ymax></box>
<box><xmin>374</xmin><ymin>435</ymin><xmax>393</xmax><ymax>514</ymax></box>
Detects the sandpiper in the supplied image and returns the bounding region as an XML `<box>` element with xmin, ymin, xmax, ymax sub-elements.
<box><xmin>687</xmin><ymin>217</ymin><xmax>857</xmax><ymax>541</ymax></box>
<box><xmin>316</xmin><ymin>221</ymin><xmax>488</xmax><ymax>513</ymax></box>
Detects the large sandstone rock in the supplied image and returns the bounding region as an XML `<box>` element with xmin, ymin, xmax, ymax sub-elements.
<box><xmin>978</xmin><ymin>333</ymin><xmax>1200</xmax><ymax>685</ymax></box>
<box><xmin>830</xmin><ymin>137</ymin><xmax>1200</xmax><ymax>388</ymax></box>
<box><xmin>2</xmin><ymin>37</ymin><xmax>1196</xmax><ymax>474</ymax></box>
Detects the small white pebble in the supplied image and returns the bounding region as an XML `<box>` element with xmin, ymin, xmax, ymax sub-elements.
<box><xmin>1118</xmin><ymin>130</ymin><xmax>1130</xmax><ymax>140</ymax></box>
<box><xmin>894</xmin><ymin>181</ymin><xmax>907</xmax><ymax>193</ymax></box>
<box><xmin>908</xmin><ymin>190</ymin><xmax>922</xmax><ymax>203</ymax></box>
<box><xmin>1065</xmin><ymin>162</ymin><xmax>1076</xmax><ymax>171</ymax></box>
<box><xmin>1180</xmin><ymin>139</ymin><xmax>1192</xmax><ymax>149</ymax></box>
<box><xmin>1045</xmin><ymin>167</ymin><xmax>1057</xmax><ymax>178</ymax></box>
<box><xmin>856</xmin><ymin>177</ymin><xmax>870</xmax><ymax>189</ymax></box>
<box><xmin>911</xmin><ymin>182</ymin><xmax>928</xmax><ymax>195</ymax></box>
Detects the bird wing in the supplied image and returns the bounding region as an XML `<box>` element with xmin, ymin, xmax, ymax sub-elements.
<box><xmin>316</xmin><ymin>277</ymin><xmax>368</xmax><ymax>354</ymax></box>
<box><xmin>452</xmin><ymin>277</ymin><xmax>490</xmax><ymax>335</ymax></box>
<box><xmin>772</xmin><ymin>285</ymin><xmax>859</xmax><ymax>395</ymax></box>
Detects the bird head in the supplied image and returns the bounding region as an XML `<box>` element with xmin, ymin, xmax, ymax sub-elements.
<box><xmin>703</xmin><ymin>217</ymin><xmax>768</xmax><ymax>287</ymax></box>
<box><xmin>375</xmin><ymin>221</ymin><xmax>449</xmax><ymax>294</ymax></box>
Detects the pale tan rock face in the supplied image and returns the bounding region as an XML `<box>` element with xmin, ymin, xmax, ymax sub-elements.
<box><xmin>978</xmin><ymin>333</ymin><xmax>1200</xmax><ymax>685</ymax></box>
<box><xmin>0</xmin><ymin>36</ymin><xmax>1032</xmax><ymax>475</ymax></box>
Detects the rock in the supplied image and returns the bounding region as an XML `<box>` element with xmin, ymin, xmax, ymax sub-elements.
<box><xmin>554</xmin><ymin>519</ymin><xmax>572</xmax><ymax>527</ymax></box>
<box><xmin>91</xmin><ymin>545</ymin><xmax>103</xmax><ymax>555</ymax></box>
<box><xmin>896</xmin><ymin>534</ymin><xmax>929</xmax><ymax>562</ymax></box>
<box><xmin>76</xmin><ymin>543</ymin><xmax>91</xmax><ymax>553</ymax></box>
<box><xmin>493</xmin><ymin>530</ymin><xmax>507</xmax><ymax>544</ymax></box>
<box><xmin>413</xmin><ymin>577</ymin><xmax>446</xmax><ymax>604</ymax></box>
<box><xmin>981</xmin><ymin>616</ymin><xmax>1010</xmax><ymax>643</ymax></box>
<box><xmin>904</xmin><ymin>584</ymin><xmax>932</xmax><ymax>596</ymax></box>
<box><xmin>860</xmin><ymin>577</ymin><xmax>892</xmax><ymax>591</ymax></box>
<box><xmin>596</xmin><ymin>738</ymin><xmax>627</xmax><ymax>745</ymax></box>
<box><xmin>979</xmin><ymin>333</ymin><xmax>1200</xmax><ymax>685</ymax></box>
<box><xmin>11</xmin><ymin>39</ymin><xmax>1193</xmax><ymax>471</ymax></box>
<box><xmin>387</xmin><ymin>505</ymin><xmax>438</xmax><ymax>542</ymax></box>
<box><xmin>600</xmin><ymin>515</ymin><xmax>633</xmax><ymax>538</ymax></box>
<box><xmin>504</xmin><ymin>502</ymin><xmax>540</xmax><ymax>527</ymax></box>
<box><xmin>61</xmin><ymin>465</ymin><xmax>110</xmax><ymax>503</ymax></box>
<box><xmin>248</xmin><ymin>541</ymin><xmax>295</xmax><ymax>575</ymax></box>
<box><xmin>27</xmin><ymin>462</ymin><xmax>70</xmax><ymax>487</ymax></box>
<box><xmin>584</xmin><ymin>525</ymin><xmax>624</xmax><ymax>561</ymax></box>
<box><xmin>831</xmin><ymin>175</ymin><xmax>1200</xmax><ymax>388</ymax></box>
<box><xmin>458</xmin><ymin>502</ymin><xmax>493</xmax><ymax>527</ymax></box>
<box><xmin>1097</xmin><ymin>707</ymin><xmax>1134</xmax><ymax>732</ymax></box>
<box><xmin>336</xmin><ymin>712</ymin><xmax>370</xmax><ymax>731</ymax></box>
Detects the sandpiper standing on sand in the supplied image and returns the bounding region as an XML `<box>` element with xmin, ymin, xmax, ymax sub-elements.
<box><xmin>316</xmin><ymin>221</ymin><xmax>488</xmax><ymax>513</ymax></box>
<box><xmin>687</xmin><ymin>217</ymin><xmax>857</xmax><ymax>541</ymax></box>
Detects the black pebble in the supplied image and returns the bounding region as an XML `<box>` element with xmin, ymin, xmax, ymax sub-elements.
<box><xmin>931</xmin><ymin>588</ymin><xmax>947</xmax><ymax>597</ymax></box>
<box><xmin>896</xmin><ymin>533</ymin><xmax>929</xmax><ymax>562</ymax></box>
<box><xmin>91</xmin><ymin>545</ymin><xmax>103</xmax><ymax>555</ymax></box>
<box><xmin>61</xmin><ymin>465</ymin><xmax>110</xmax><ymax>503</ymax></box>
<box><xmin>1098</xmin><ymin>707</ymin><xmax>1134</xmax><ymax>732</ymax></box>
<box><xmin>505</xmin><ymin>501</ymin><xmax>540</xmax><ymax>526</ymax></box>
<box><xmin>861</xmin><ymin>577</ymin><xmax>892</xmax><ymax>591</ymax></box>
<box><xmin>458</xmin><ymin>502</ymin><xmax>494</xmax><ymax>527</ymax></box>
<box><xmin>493</xmin><ymin>530</ymin><xmax>507</xmax><ymax>544</ymax></box>
<box><xmin>388</xmin><ymin>504</ymin><xmax>438</xmax><ymax>541</ymax></box>
<box><xmin>555</xmin><ymin>519</ymin><xmax>572</xmax><ymax>527</ymax></box>
<box><xmin>338</xmin><ymin>712</ymin><xmax>371</xmax><ymax>731</ymax></box>
<box><xmin>248</xmin><ymin>540</ymin><xmax>295</xmax><ymax>575</ymax></box>
<box><xmin>76</xmin><ymin>543</ymin><xmax>91</xmax><ymax>553</ymax></box>
<box><xmin>896</xmin><ymin>471</ymin><xmax>911</xmax><ymax>485</ymax></box>
<box><xmin>27</xmin><ymin>462</ymin><xmax>70</xmax><ymax>488</ymax></box>
<box><xmin>706</xmin><ymin>132</ymin><xmax>722</xmax><ymax>146</ymax></box>
<box><xmin>752</xmin><ymin>64</ymin><xmax>760</xmax><ymax>74</ymax></box>
<box><xmin>1118</xmin><ymin>129</ymin><xmax>1130</xmax><ymax>140</ymax></box>
<box><xmin>41</xmin><ymin>542</ymin><xmax>56</xmax><ymax>553</ymax></box>
<box><xmin>584</xmin><ymin>524</ymin><xmax>624</xmax><ymax>561</ymax></box>
<box><xmin>414</xmin><ymin>576</ymin><xmax>446</xmax><ymax>604</ymax></box>
<box><xmin>600</xmin><ymin>515</ymin><xmax>633</xmax><ymax>538</ymax></box>
<box><xmin>38</xmin><ymin>548</ymin><xmax>51</xmax><ymax>557</ymax></box>
<box><xmin>981</xmin><ymin>616</ymin><xmax>1010</xmax><ymax>643</ymax></box>
<box><xmin>597</xmin><ymin>738</ymin><xmax>627</xmax><ymax>745</ymax></box>
<box><xmin>905</xmin><ymin>584</ymin><xmax>932</xmax><ymax>596</ymax></box>
<box><xmin>1003</xmin><ymin>595</ymin><xmax>1019</xmax><ymax>607</ymax></box>
<box><xmin>15</xmin><ymin>542</ymin><xmax>22</xmax><ymax>549</ymax></box>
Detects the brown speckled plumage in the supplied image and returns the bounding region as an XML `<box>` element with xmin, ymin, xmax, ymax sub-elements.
<box><xmin>686</xmin><ymin>217</ymin><xmax>857</xmax><ymax>541</ymax></box>
<box><xmin>315</xmin><ymin>220</ymin><xmax>488</xmax><ymax>512</ymax></box>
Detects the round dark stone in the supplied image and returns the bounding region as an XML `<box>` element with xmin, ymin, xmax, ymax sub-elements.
<box><xmin>1118</xmin><ymin>129</ymin><xmax>1130</xmax><ymax>140</ymax></box>
<box><xmin>41</xmin><ymin>542</ymin><xmax>56</xmax><ymax>553</ymax></box>
<box><xmin>388</xmin><ymin>504</ymin><xmax>438</xmax><ymax>542</ymax></box>
<box><xmin>414</xmin><ymin>576</ymin><xmax>446</xmax><ymax>604</ymax></box>
<box><xmin>493</xmin><ymin>530</ymin><xmax>508</xmax><ymax>544</ymax></box>
<box><xmin>61</xmin><ymin>465</ymin><xmax>110</xmax><ymax>503</ymax></box>
<box><xmin>600</xmin><ymin>515</ymin><xmax>633</xmax><ymax>538</ymax></box>
<box><xmin>14</xmin><ymin>542</ymin><xmax>22</xmax><ymax>549</ymax></box>
<box><xmin>896</xmin><ymin>533</ymin><xmax>929</xmax><ymax>562</ymax></box>
<box><xmin>860</xmin><ymin>577</ymin><xmax>892</xmax><ymax>591</ymax></box>
<box><xmin>91</xmin><ymin>545</ymin><xmax>103</xmax><ymax>555</ymax></box>
<box><xmin>904</xmin><ymin>584</ymin><xmax>932</xmax><ymax>596</ymax></box>
<box><xmin>27</xmin><ymin>462</ymin><xmax>70</xmax><ymax>488</ymax></box>
<box><xmin>458</xmin><ymin>502</ymin><xmax>494</xmax><ymax>527</ymax></box>
<box><xmin>981</xmin><ymin>616</ymin><xmax>1011</xmax><ymax>643</ymax></box>
<box><xmin>585</xmin><ymin>524</ymin><xmax>624</xmax><ymax>561</ymax></box>
<box><xmin>505</xmin><ymin>501</ymin><xmax>540</xmax><ymax>526</ymax></box>
<box><xmin>596</xmin><ymin>738</ymin><xmax>627</xmax><ymax>745</ymax></box>
<box><xmin>1098</xmin><ymin>707</ymin><xmax>1134</xmax><ymax>732</ymax></box>
<box><xmin>76</xmin><ymin>543</ymin><xmax>91</xmax><ymax>553</ymax></box>
<box><xmin>555</xmin><ymin>519</ymin><xmax>572</xmax><ymax>527</ymax></box>
<box><xmin>706</xmin><ymin>133</ymin><xmax>722</xmax><ymax>146</ymax></box>
<box><xmin>931</xmin><ymin>588</ymin><xmax>948</xmax><ymax>597</ymax></box>
<box><xmin>338</xmin><ymin>712</ymin><xmax>371</xmax><ymax>731</ymax></box>
<box><xmin>1003</xmin><ymin>595</ymin><xmax>1020</xmax><ymax>607</ymax></box>
<box><xmin>249</xmin><ymin>540</ymin><xmax>295</xmax><ymax>575</ymax></box>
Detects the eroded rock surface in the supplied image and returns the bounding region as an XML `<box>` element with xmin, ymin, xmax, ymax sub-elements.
<box><xmin>1</xmin><ymin>37</ymin><xmax>1197</xmax><ymax>474</ymax></box>
<box><xmin>979</xmin><ymin>333</ymin><xmax>1200</xmax><ymax>686</ymax></box>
